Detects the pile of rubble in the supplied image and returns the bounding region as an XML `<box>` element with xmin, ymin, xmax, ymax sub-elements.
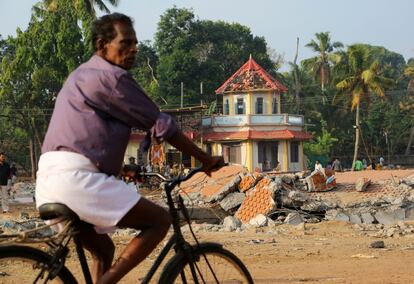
<box><xmin>0</xmin><ymin>214</ymin><xmax>54</xmax><ymax>238</ymax></box>
<box><xmin>354</xmin><ymin>221</ymin><xmax>414</xmax><ymax>238</ymax></box>
<box><xmin>178</xmin><ymin>165</ymin><xmax>414</xmax><ymax>230</ymax></box>
<box><xmin>1</xmin><ymin>167</ymin><xmax>414</xmax><ymax>236</ymax></box>
<box><xmin>9</xmin><ymin>182</ymin><xmax>36</xmax><ymax>203</ymax></box>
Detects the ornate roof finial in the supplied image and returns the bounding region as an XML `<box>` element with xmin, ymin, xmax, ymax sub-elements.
<box><xmin>248</xmin><ymin>54</ymin><xmax>253</xmax><ymax>69</ymax></box>
<box><xmin>215</xmin><ymin>55</ymin><xmax>287</xmax><ymax>94</ymax></box>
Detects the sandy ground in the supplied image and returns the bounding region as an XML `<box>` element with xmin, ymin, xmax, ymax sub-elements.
<box><xmin>1</xmin><ymin>169</ymin><xmax>414</xmax><ymax>283</ymax></box>
<box><xmin>334</xmin><ymin>169</ymin><xmax>413</xmax><ymax>184</ymax></box>
<box><xmin>2</xmin><ymin>220</ymin><xmax>414</xmax><ymax>283</ymax></box>
<box><xmin>57</xmin><ymin>221</ymin><xmax>414</xmax><ymax>284</ymax></box>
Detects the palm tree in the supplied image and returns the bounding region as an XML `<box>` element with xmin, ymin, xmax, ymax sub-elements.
<box><xmin>336</xmin><ymin>45</ymin><xmax>393</xmax><ymax>170</ymax></box>
<box><xmin>404</xmin><ymin>62</ymin><xmax>414</xmax><ymax>92</ymax></box>
<box><xmin>304</xmin><ymin>32</ymin><xmax>343</xmax><ymax>96</ymax></box>
<box><xmin>402</xmin><ymin>62</ymin><xmax>414</xmax><ymax>154</ymax></box>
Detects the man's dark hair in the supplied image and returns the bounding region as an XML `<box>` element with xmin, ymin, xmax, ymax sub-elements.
<box><xmin>0</xmin><ymin>152</ymin><xmax>5</xmax><ymax>156</ymax></box>
<box><xmin>91</xmin><ymin>13</ymin><xmax>134</xmax><ymax>51</ymax></box>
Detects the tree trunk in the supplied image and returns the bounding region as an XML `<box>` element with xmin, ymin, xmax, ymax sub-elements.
<box><xmin>352</xmin><ymin>103</ymin><xmax>360</xmax><ymax>171</ymax></box>
<box><xmin>405</xmin><ymin>126</ymin><xmax>414</xmax><ymax>155</ymax></box>
<box><xmin>34</xmin><ymin>140</ymin><xmax>39</xmax><ymax>176</ymax></box>
<box><xmin>29</xmin><ymin>139</ymin><xmax>36</xmax><ymax>181</ymax></box>
<box><xmin>321</xmin><ymin>70</ymin><xmax>325</xmax><ymax>92</ymax></box>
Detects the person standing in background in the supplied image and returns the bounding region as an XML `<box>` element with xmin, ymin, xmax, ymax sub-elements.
<box><xmin>314</xmin><ymin>160</ymin><xmax>323</xmax><ymax>173</ymax></box>
<box><xmin>362</xmin><ymin>158</ymin><xmax>368</xmax><ymax>170</ymax></box>
<box><xmin>379</xmin><ymin>156</ymin><xmax>385</xmax><ymax>168</ymax></box>
<box><xmin>332</xmin><ymin>158</ymin><xmax>343</xmax><ymax>172</ymax></box>
<box><xmin>10</xmin><ymin>163</ymin><xmax>17</xmax><ymax>184</ymax></box>
<box><xmin>9</xmin><ymin>163</ymin><xmax>17</xmax><ymax>198</ymax></box>
<box><xmin>354</xmin><ymin>158</ymin><xmax>363</xmax><ymax>171</ymax></box>
<box><xmin>0</xmin><ymin>152</ymin><xmax>11</xmax><ymax>213</ymax></box>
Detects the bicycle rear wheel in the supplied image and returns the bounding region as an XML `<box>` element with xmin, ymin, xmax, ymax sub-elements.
<box><xmin>160</xmin><ymin>243</ymin><xmax>253</xmax><ymax>284</ymax></box>
<box><xmin>0</xmin><ymin>245</ymin><xmax>77</xmax><ymax>283</ymax></box>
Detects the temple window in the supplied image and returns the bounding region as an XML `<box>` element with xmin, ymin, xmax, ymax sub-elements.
<box><xmin>272</xmin><ymin>96</ymin><xmax>278</xmax><ymax>114</ymax></box>
<box><xmin>290</xmin><ymin>141</ymin><xmax>299</xmax><ymax>163</ymax></box>
<box><xmin>224</xmin><ymin>99</ymin><xmax>230</xmax><ymax>115</ymax></box>
<box><xmin>236</xmin><ymin>98</ymin><xmax>245</xmax><ymax>114</ymax></box>
<box><xmin>256</xmin><ymin>97</ymin><xmax>264</xmax><ymax>114</ymax></box>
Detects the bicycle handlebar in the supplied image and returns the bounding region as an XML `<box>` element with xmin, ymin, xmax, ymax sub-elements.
<box><xmin>141</xmin><ymin>166</ymin><xmax>204</xmax><ymax>190</ymax></box>
<box><xmin>141</xmin><ymin>164</ymin><xmax>226</xmax><ymax>191</ymax></box>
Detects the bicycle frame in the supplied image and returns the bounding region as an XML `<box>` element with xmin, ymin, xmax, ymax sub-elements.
<box><xmin>141</xmin><ymin>171</ymin><xmax>200</xmax><ymax>284</ymax></box>
<box><xmin>70</xmin><ymin>170</ymin><xmax>203</xmax><ymax>284</ymax></box>
<box><xmin>46</xmin><ymin>220</ymin><xmax>94</xmax><ymax>283</ymax></box>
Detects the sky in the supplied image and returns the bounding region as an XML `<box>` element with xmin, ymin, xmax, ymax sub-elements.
<box><xmin>1</xmin><ymin>0</ymin><xmax>413</xmax><ymax>71</ymax></box>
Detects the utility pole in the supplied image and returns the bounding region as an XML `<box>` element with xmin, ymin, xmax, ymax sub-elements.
<box><xmin>200</xmin><ymin>82</ymin><xmax>204</xmax><ymax>150</ymax></box>
<box><xmin>200</xmin><ymin>82</ymin><xmax>203</xmax><ymax>106</ymax></box>
<box><xmin>180</xmin><ymin>82</ymin><xmax>184</xmax><ymax>108</ymax></box>
<box><xmin>293</xmin><ymin>37</ymin><xmax>301</xmax><ymax>112</ymax></box>
<box><xmin>180</xmin><ymin>82</ymin><xmax>184</xmax><ymax>169</ymax></box>
<box><xmin>384</xmin><ymin>130</ymin><xmax>390</xmax><ymax>165</ymax></box>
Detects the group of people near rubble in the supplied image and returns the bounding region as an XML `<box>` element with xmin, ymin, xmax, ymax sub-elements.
<box><xmin>120</xmin><ymin>156</ymin><xmax>186</xmax><ymax>190</ymax></box>
<box><xmin>314</xmin><ymin>158</ymin><xmax>343</xmax><ymax>175</ymax></box>
<box><xmin>354</xmin><ymin>156</ymin><xmax>385</xmax><ymax>171</ymax></box>
<box><xmin>314</xmin><ymin>155</ymin><xmax>387</xmax><ymax>173</ymax></box>
<box><xmin>0</xmin><ymin>151</ymin><xmax>18</xmax><ymax>213</ymax></box>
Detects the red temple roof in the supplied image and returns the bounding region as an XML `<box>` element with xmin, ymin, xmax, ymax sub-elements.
<box><xmin>203</xmin><ymin>130</ymin><xmax>312</xmax><ymax>141</ymax></box>
<box><xmin>215</xmin><ymin>56</ymin><xmax>287</xmax><ymax>94</ymax></box>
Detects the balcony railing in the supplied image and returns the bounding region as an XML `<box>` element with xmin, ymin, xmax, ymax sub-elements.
<box><xmin>202</xmin><ymin>114</ymin><xmax>304</xmax><ymax>127</ymax></box>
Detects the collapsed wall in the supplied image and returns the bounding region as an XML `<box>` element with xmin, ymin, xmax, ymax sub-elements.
<box><xmin>178</xmin><ymin>165</ymin><xmax>414</xmax><ymax>228</ymax></box>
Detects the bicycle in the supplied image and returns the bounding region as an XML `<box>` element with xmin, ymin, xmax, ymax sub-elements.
<box><xmin>0</xmin><ymin>166</ymin><xmax>254</xmax><ymax>283</ymax></box>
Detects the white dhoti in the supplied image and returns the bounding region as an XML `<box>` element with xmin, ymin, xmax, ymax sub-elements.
<box><xmin>36</xmin><ymin>151</ymin><xmax>141</xmax><ymax>234</ymax></box>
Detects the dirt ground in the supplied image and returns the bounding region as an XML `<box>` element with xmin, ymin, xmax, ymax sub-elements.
<box><xmin>334</xmin><ymin>169</ymin><xmax>413</xmax><ymax>184</ymax></box>
<box><xmin>63</xmin><ymin>221</ymin><xmax>414</xmax><ymax>283</ymax></box>
<box><xmin>2</xmin><ymin>169</ymin><xmax>414</xmax><ymax>283</ymax></box>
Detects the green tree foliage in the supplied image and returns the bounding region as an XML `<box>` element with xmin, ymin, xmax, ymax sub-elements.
<box><xmin>155</xmin><ymin>7</ymin><xmax>195</xmax><ymax>57</ymax></box>
<box><xmin>155</xmin><ymin>7</ymin><xmax>277</xmax><ymax>107</ymax></box>
<box><xmin>356</xmin><ymin>44</ymin><xmax>406</xmax><ymax>81</ymax></box>
<box><xmin>304</xmin><ymin>120</ymin><xmax>338</xmax><ymax>156</ymax></box>
<box><xmin>0</xmin><ymin>36</ymin><xmax>6</xmax><ymax>62</ymax></box>
<box><xmin>43</xmin><ymin>0</ymin><xmax>119</xmax><ymax>57</ymax></box>
<box><xmin>399</xmin><ymin>65</ymin><xmax>414</xmax><ymax>155</ymax></box>
<box><xmin>304</xmin><ymin>32</ymin><xmax>343</xmax><ymax>93</ymax></box>
<box><xmin>335</xmin><ymin>44</ymin><xmax>394</xmax><ymax>169</ymax></box>
<box><xmin>363</xmin><ymin>95</ymin><xmax>412</xmax><ymax>157</ymax></box>
<box><xmin>404</xmin><ymin>61</ymin><xmax>414</xmax><ymax>92</ymax></box>
<box><xmin>129</xmin><ymin>41</ymin><xmax>167</xmax><ymax>105</ymax></box>
<box><xmin>1</xmin><ymin>2</ymin><xmax>414</xmax><ymax>174</ymax></box>
<box><xmin>0</xmin><ymin>0</ymin><xmax>84</xmax><ymax>176</ymax></box>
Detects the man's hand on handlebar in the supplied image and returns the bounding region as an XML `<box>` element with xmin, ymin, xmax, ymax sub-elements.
<box><xmin>202</xmin><ymin>156</ymin><xmax>225</xmax><ymax>176</ymax></box>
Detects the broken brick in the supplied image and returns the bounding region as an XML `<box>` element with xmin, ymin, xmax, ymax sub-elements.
<box><xmin>235</xmin><ymin>178</ymin><xmax>277</xmax><ymax>223</ymax></box>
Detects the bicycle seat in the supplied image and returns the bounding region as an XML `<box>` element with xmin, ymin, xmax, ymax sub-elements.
<box><xmin>38</xmin><ymin>203</ymin><xmax>80</xmax><ymax>221</ymax></box>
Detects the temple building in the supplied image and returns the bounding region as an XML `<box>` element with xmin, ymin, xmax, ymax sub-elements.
<box><xmin>202</xmin><ymin>56</ymin><xmax>311</xmax><ymax>172</ymax></box>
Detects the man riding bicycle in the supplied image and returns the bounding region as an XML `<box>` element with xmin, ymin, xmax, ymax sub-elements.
<box><xmin>36</xmin><ymin>13</ymin><xmax>223</xmax><ymax>284</ymax></box>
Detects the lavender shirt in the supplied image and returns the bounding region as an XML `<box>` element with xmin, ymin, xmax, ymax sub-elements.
<box><xmin>42</xmin><ymin>55</ymin><xmax>177</xmax><ymax>176</ymax></box>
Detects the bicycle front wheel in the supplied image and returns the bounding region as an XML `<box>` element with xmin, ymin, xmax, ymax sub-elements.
<box><xmin>0</xmin><ymin>245</ymin><xmax>77</xmax><ymax>283</ymax></box>
<box><xmin>160</xmin><ymin>243</ymin><xmax>253</xmax><ymax>284</ymax></box>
